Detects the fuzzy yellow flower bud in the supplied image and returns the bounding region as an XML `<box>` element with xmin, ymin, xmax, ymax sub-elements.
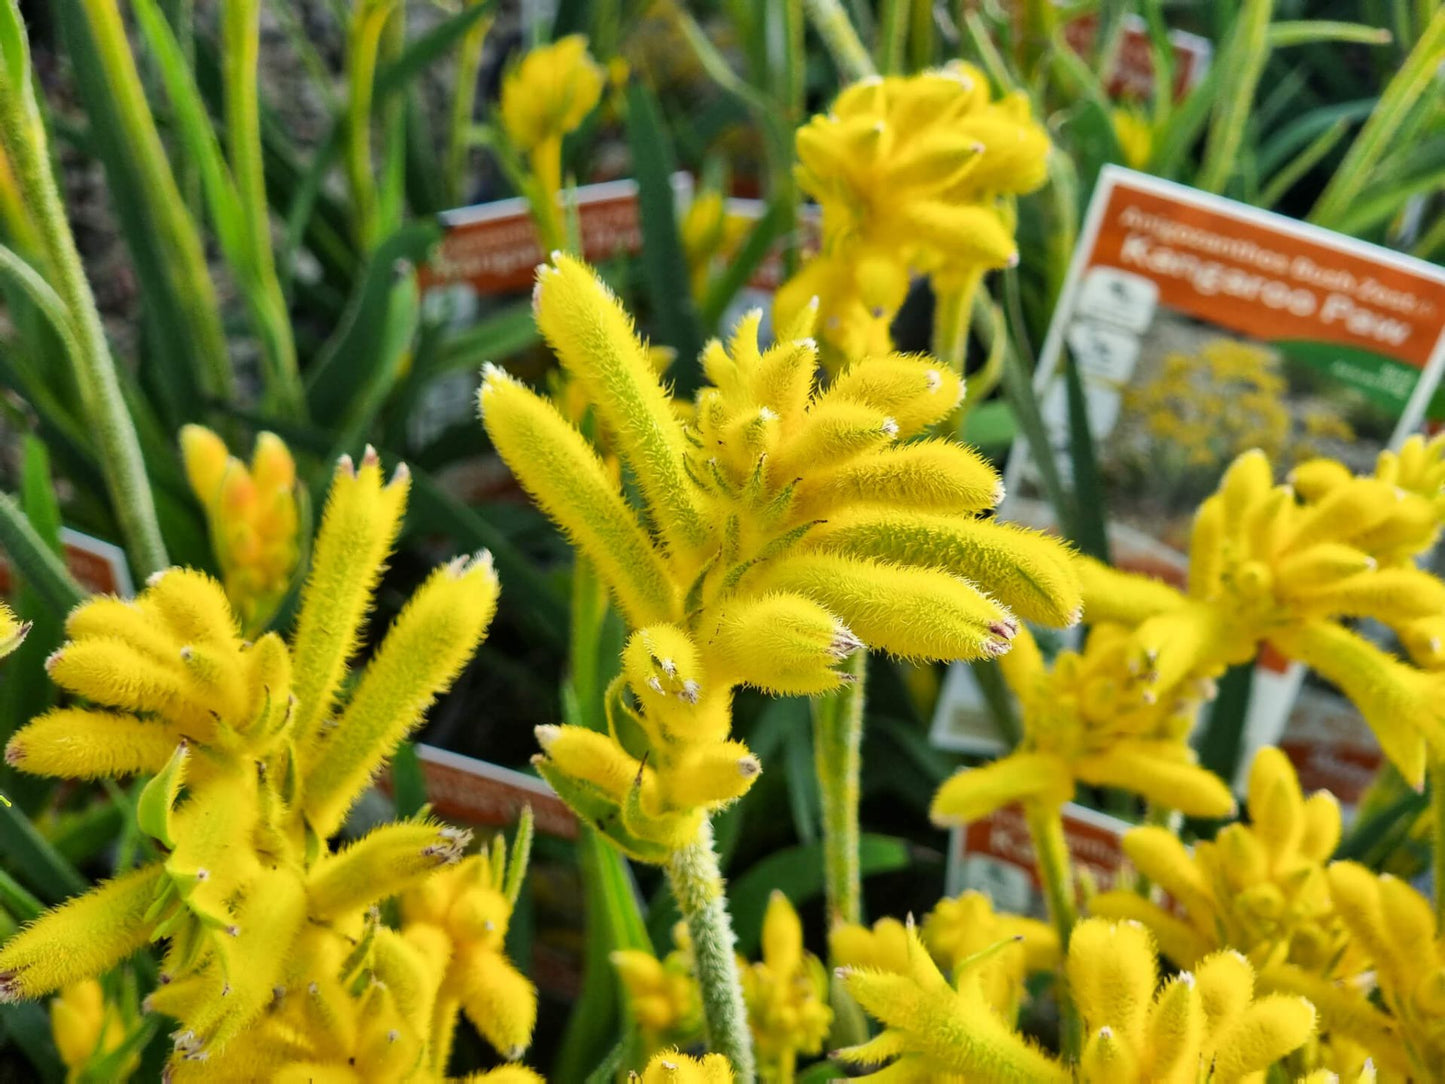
<box><xmin>499</xmin><ymin>35</ymin><xmax>603</xmax><ymax>153</ymax></box>
<box><xmin>632</xmin><ymin>1050</ymin><xmax>735</xmax><ymax>1084</ymax></box>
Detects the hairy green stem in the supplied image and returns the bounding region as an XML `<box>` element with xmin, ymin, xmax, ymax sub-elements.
<box><xmin>1026</xmin><ymin>800</ymin><xmax>1079</xmax><ymax>1057</ymax></box>
<box><xmin>813</xmin><ymin>650</ymin><xmax>866</xmax><ymax>927</ymax></box>
<box><xmin>0</xmin><ymin>1</ymin><xmax>169</xmax><ymax>577</ymax></box>
<box><xmin>667</xmin><ymin>819</ymin><xmax>756</xmax><ymax>1082</ymax></box>
<box><xmin>803</xmin><ymin>0</ymin><xmax>877</xmax><ymax>82</ymax></box>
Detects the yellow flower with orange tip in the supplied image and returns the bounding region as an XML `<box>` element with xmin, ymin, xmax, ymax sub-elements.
<box><xmin>929</xmin><ymin>620</ymin><xmax>1236</xmax><ymax>829</ymax></box>
<box><xmin>181</xmin><ymin>424</ymin><xmax>300</xmax><ymax>633</ymax></box>
<box><xmin>777</xmin><ymin>64</ymin><xmax>1049</xmax><ymax>359</ymax></box>
<box><xmin>0</xmin><ymin>448</ymin><xmax>509</xmax><ymax>1075</ymax></box>
<box><xmin>1077</xmin><ymin>448</ymin><xmax>1445</xmax><ymax>789</ymax></box>
<box><xmin>631</xmin><ymin>1049</ymin><xmax>735</xmax><ymax>1083</ymax></box>
<box><xmin>399</xmin><ymin>810</ymin><xmax>537</xmax><ymax>1072</ymax></box>
<box><xmin>739</xmin><ymin>892</ymin><xmax>831</xmax><ymax>1081</ymax></box>
<box><xmin>479</xmin><ymin>253</ymin><xmax>1081</xmax><ymax>862</ymax></box>
<box><xmin>50</xmin><ymin>978</ymin><xmax>139</xmax><ymax>1081</ymax></box>
<box><xmin>1325</xmin><ymin>861</ymin><xmax>1445</xmax><ymax>1077</ymax></box>
<box><xmin>612</xmin><ymin>922</ymin><xmax>703</xmax><ymax>1056</ymax></box>
<box><xmin>835</xmin><ymin>918</ymin><xmax>1068</xmax><ymax>1082</ymax></box>
<box><xmin>1068</xmin><ymin>917</ymin><xmax>1318</xmax><ymax>1083</ymax></box>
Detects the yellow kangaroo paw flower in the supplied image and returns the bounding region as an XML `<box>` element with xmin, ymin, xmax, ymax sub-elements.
<box><xmin>480</xmin><ymin>366</ymin><xmax>676</xmax><ymax>626</ymax></box>
<box><xmin>707</xmin><ymin>592</ymin><xmax>860</xmax><ymax>695</ymax></box>
<box><xmin>930</xmin><ymin>752</ymin><xmax>1072</xmax><ymax>826</ymax></box>
<box><xmin>302</xmin><ymin>551</ymin><xmax>499</xmax><ymax>836</ymax></box>
<box><xmin>1258</xmin><ymin>963</ymin><xmax>1411</xmax><ymax>1077</ymax></box>
<box><xmin>1188</xmin><ymin>495</ymin><xmax>1225</xmax><ymax>600</ymax></box>
<box><xmin>1295</xmin><ymin>567</ymin><xmax>1445</xmax><ymax>627</ymax></box>
<box><xmin>1219</xmin><ymin>449</ymin><xmax>1274</xmax><ymax>536</ymax></box>
<box><xmin>1275</xmin><ymin>543</ymin><xmax>1377</xmax><ymax>594</ymax></box>
<box><xmin>1076</xmin><ymin>557</ymin><xmax>1185</xmax><ymax>626</ymax></box>
<box><xmin>1073</xmin><ymin>743</ymin><xmax>1235</xmax><ymax>818</ymax></box>
<box><xmin>751</xmin><ymin>552</ymin><xmax>1016</xmax><ymax>661</ymax></box>
<box><xmin>1145</xmin><ymin>972</ymin><xmax>1204</xmax><ymax>1084</ymax></box>
<box><xmin>1245</xmin><ymin>747</ymin><xmax>1304</xmax><ymax>867</ymax></box>
<box><xmin>1088</xmin><ymin>892</ymin><xmax>1211</xmax><ymax>970</ymax></box>
<box><xmin>1401</xmin><ymin>615</ymin><xmax>1445</xmax><ymax>669</ymax></box>
<box><xmin>1119</xmin><ymin>827</ymin><xmax>1213</xmax><ymax>918</ymax></box>
<box><xmin>307</xmin><ymin>822</ymin><xmax>471</xmax><ymax>920</ymax></box>
<box><xmin>457</xmin><ymin>945</ymin><xmax>537</xmax><ymax>1060</ymax></box>
<box><xmin>142</xmin><ymin>568</ymin><xmax>241</xmax><ymax>649</ymax></box>
<box><xmin>791</xmin><ymin>439</ymin><xmax>1002</xmax><ymax>520</ymax></box>
<box><xmin>808</xmin><ymin>510</ymin><xmax>1081</xmax><ymax>627</ymax></box>
<box><xmin>6</xmin><ymin>708</ymin><xmax>178</xmax><ymax>778</ymax></box>
<box><xmin>822</xmin><ymin>354</ymin><xmax>963</xmax><ymax>438</ymax></box>
<box><xmin>748</xmin><ymin>336</ymin><xmax>819</xmax><ymax>429</ymax></box>
<box><xmin>532</xmin><ymin>254</ymin><xmax>709</xmax><ymax>555</ymax></box>
<box><xmin>1269</xmin><ymin>621</ymin><xmax>1443</xmax><ymax>786</ymax></box>
<box><xmin>1067</xmin><ymin>918</ymin><xmax>1157</xmax><ymax>1050</ymax></box>
<box><xmin>0</xmin><ymin>863</ymin><xmax>164</xmax><ymax>1001</ymax></box>
<box><xmin>1193</xmin><ymin>950</ymin><xmax>1255</xmax><ymax>1038</ymax></box>
<box><xmin>46</xmin><ymin>639</ymin><xmax>213</xmax><ymax>736</ymax></box>
<box><xmin>659</xmin><ymin>741</ymin><xmax>761</xmax><ymax>808</ymax></box>
<box><xmin>768</xmin><ymin>400</ymin><xmax>899</xmax><ymax>483</ymax></box>
<box><xmin>1207</xmin><ymin>994</ymin><xmax>1315</xmax><ymax>1081</ymax></box>
<box><xmin>1286</xmin><ymin>457</ymin><xmax>1352</xmax><ymax>501</ymax></box>
<box><xmin>1081</xmin><ymin>1023</ymin><xmax>1141</xmax><ymax>1083</ymax></box>
<box><xmin>1279</xmin><ymin>478</ymin><xmax>1396</xmax><ymax>555</ymax></box>
<box><xmin>64</xmin><ymin>596</ymin><xmax>175</xmax><ymax>664</ymax></box>
<box><xmin>289</xmin><ymin>448</ymin><xmax>409</xmax><ymax>744</ymax></box>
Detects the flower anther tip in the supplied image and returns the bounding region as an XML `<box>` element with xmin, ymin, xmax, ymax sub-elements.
<box><xmin>805</xmin><ymin>296</ymin><xmax>820</xmax><ymax>312</ymax></box>
<box><xmin>0</xmin><ymin>972</ymin><xmax>22</xmax><ymax>1003</ymax></box>
<box><xmin>1006</xmin><ymin>250</ymin><xmax>1020</xmax><ymax>269</ymax></box>
<box><xmin>361</xmin><ymin>444</ymin><xmax>380</xmax><ymax>468</ymax></box>
<box><xmin>336</xmin><ymin>453</ymin><xmax>356</xmax><ymax>478</ymax></box>
<box><xmin>390</xmin><ymin>460</ymin><xmax>411</xmax><ymax>486</ymax></box>
<box><xmin>834</xmin><ymin>966</ymin><xmax>853</xmax><ymax>979</ymax></box>
<box><xmin>534</xmin><ymin>725</ymin><xmax>561</xmax><ymax>752</ymax></box>
<box><xmin>147</xmin><ymin>569</ymin><xmax>170</xmax><ymax>587</ymax></box>
<box><xmin>43</xmin><ymin>648</ymin><xmax>62</xmax><ymax>674</ymax></box>
<box><xmin>506</xmin><ymin>1046</ymin><xmax>528</xmax><ymax>1061</ymax></box>
<box><xmin>659</xmin><ymin>657</ymin><xmax>677</xmax><ymax>677</ymax></box>
<box><xmin>795</xmin><ymin>337</ymin><xmax>818</xmax><ymax>351</ymax></box>
<box><xmin>4</xmin><ymin>742</ymin><xmax>23</xmax><ymax>767</ymax></box>
<box><xmin>882</xmin><ymin>417</ymin><xmax>899</xmax><ymax>437</ymax></box>
<box><xmin>925</xmin><ymin>368</ymin><xmax>942</xmax><ymax>392</ymax></box>
<box><xmin>680</xmin><ymin>679</ymin><xmax>701</xmax><ymax>704</ymax></box>
<box><xmin>646</xmin><ymin>676</ymin><xmax>664</xmax><ymax>694</ymax></box>
<box><xmin>759</xmin><ymin>407</ymin><xmax>778</xmax><ymax>422</ymax></box>
<box><xmin>738</xmin><ymin>756</ymin><xmax>761</xmax><ymax>778</ymax></box>
<box><xmin>1098</xmin><ymin>1026</ymin><xmax>1113</xmax><ymax>1039</ymax></box>
<box><xmin>1179</xmin><ymin>970</ymin><xmax>1196</xmax><ymax>987</ymax></box>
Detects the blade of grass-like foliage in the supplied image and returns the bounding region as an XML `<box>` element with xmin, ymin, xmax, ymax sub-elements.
<box><xmin>327</xmin><ymin>264</ymin><xmax>419</xmax><ymax>459</ymax></box>
<box><xmin>1255</xmin><ymin>99</ymin><xmax>1374</xmax><ymax>176</ymax></box>
<box><xmin>306</xmin><ymin>221</ymin><xmax>438</xmax><ymax>419</ymax></box>
<box><xmin>699</xmin><ymin>199</ymin><xmax>784</xmax><ymax>332</ymax></box>
<box><xmin>55</xmin><ymin>0</ymin><xmax>233</xmax><ymax>418</ymax></box>
<box><xmin>0</xmin><ymin>491</ymin><xmax>84</xmax><ymax>614</ymax></box>
<box><xmin>346</xmin><ymin>0</ymin><xmax>401</xmax><ymax>249</ymax></box>
<box><xmin>1330</xmin><ymin>163</ymin><xmax>1445</xmax><ymax>237</ymax></box>
<box><xmin>0</xmin><ymin>1002</ymin><xmax>64</xmax><ymax>1081</ymax></box>
<box><xmin>1258</xmin><ymin>117</ymin><xmax>1352</xmax><ymax>210</ymax></box>
<box><xmin>374</xmin><ymin>0</ymin><xmax>497</xmax><ymax>100</ymax></box>
<box><xmin>1266</xmin><ymin>21</ymin><xmax>1393</xmax><ymax>48</ymax></box>
<box><xmin>1194</xmin><ymin>661</ymin><xmax>1255</xmax><ymax>795</ymax></box>
<box><xmin>1336</xmin><ymin>785</ymin><xmax>1429</xmax><ymax>864</ymax></box>
<box><xmin>1196</xmin><ymin>0</ymin><xmax>1275</xmax><ymax>193</ymax></box>
<box><xmin>433</xmin><ymin>302</ymin><xmax>540</xmax><ymax>376</ymax></box>
<box><xmin>1310</xmin><ymin>9</ymin><xmax>1445</xmax><ymax>227</ymax></box>
<box><xmin>624</xmin><ymin>80</ymin><xmax>705</xmax><ymax>394</ymax></box>
<box><xmin>0</xmin><ymin>796</ymin><xmax>87</xmax><ymax>902</ymax></box>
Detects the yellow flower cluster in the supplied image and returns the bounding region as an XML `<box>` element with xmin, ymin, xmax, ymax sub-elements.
<box><xmin>480</xmin><ymin>254</ymin><xmax>1080</xmax><ymax>861</ymax></box>
<box><xmin>739</xmin><ymin>893</ymin><xmax>831</xmax><ymax>1082</ymax></box>
<box><xmin>612</xmin><ymin>923</ymin><xmax>703</xmax><ymax>1056</ymax></box>
<box><xmin>930</xmin><ymin>620</ymin><xmax>1236</xmax><ymax>827</ymax></box>
<box><xmin>0</xmin><ymin>447</ymin><xmax>536</xmax><ymax>1079</ymax></box>
<box><xmin>180</xmin><ymin>424</ymin><xmax>300</xmax><ymax>633</ymax></box>
<box><xmin>832</xmin><ymin>890</ymin><xmax>1057</xmax><ymax>1024</ymax></box>
<box><xmin>836</xmin><ymin>915</ymin><xmax>1317</xmax><ymax>1082</ymax></box>
<box><xmin>633</xmin><ymin>1049</ymin><xmax>735</xmax><ymax>1083</ymax></box>
<box><xmin>1079</xmin><ymin>446</ymin><xmax>1445</xmax><ymax>787</ymax></box>
<box><xmin>1093</xmin><ymin>749</ymin><xmax>1354</xmax><ymax>978</ymax></box>
<box><xmin>776</xmin><ymin>66</ymin><xmax>1049</xmax><ymax>360</ymax></box>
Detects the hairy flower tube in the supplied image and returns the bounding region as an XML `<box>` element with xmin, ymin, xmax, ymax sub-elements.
<box><xmin>180</xmin><ymin>424</ymin><xmax>300</xmax><ymax>633</ymax></box>
<box><xmin>0</xmin><ymin>600</ymin><xmax>28</xmax><ymax>659</ymax></box>
<box><xmin>834</xmin><ymin>919</ymin><xmax>1068</xmax><ymax>1081</ymax></box>
<box><xmin>0</xmin><ymin>448</ymin><xmax>516</xmax><ymax>1076</ymax></box>
<box><xmin>739</xmin><ymin>892</ymin><xmax>831</xmax><ymax>1082</ymax></box>
<box><xmin>1067</xmin><ymin>917</ymin><xmax>1318</xmax><ymax>1082</ymax></box>
<box><xmin>776</xmin><ymin>65</ymin><xmax>1049</xmax><ymax>360</ymax></box>
<box><xmin>930</xmin><ymin>621</ymin><xmax>1236</xmax><ymax>828</ymax></box>
<box><xmin>498</xmin><ymin>34</ymin><xmax>604</xmax><ymax>250</ymax></box>
<box><xmin>613</xmin><ymin>922</ymin><xmax>703</xmax><ymax>1058</ymax></box>
<box><xmin>479</xmin><ymin>253</ymin><xmax>1081</xmax><ymax>863</ymax></box>
<box><xmin>1078</xmin><ymin>448</ymin><xmax>1445</xmax><ymax>787</ymax></box>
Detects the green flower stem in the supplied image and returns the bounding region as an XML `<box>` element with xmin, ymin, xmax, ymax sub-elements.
<box><xmin>0</xmin><ymin>1</ymin><xmax>169</xmax><ymax>577</ymax></box>
<box><xmin>803</xmin><ymin>0</ymin><xmax>877</xmax><ymax>83</ymax></box>
<box><xmin>813</xmin><ymin>649</ymin><xmax>866</xmax><ymax>927</ymax></box>
<box><xmin>667</xmin><ymin>819</ymin><xmax>756</xmax><ymax>1082</ymax></box>
<box><xmin>1025</xmin><ymin>800</ymin><xmax>1080</xmax><ymax>1058</ymax></box>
